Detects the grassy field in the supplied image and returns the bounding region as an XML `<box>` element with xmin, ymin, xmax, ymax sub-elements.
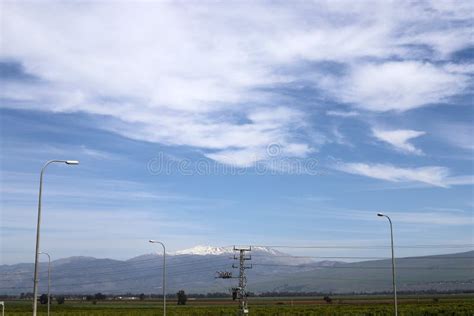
<box><xmin>3</xmin><ymin>295</ymin><xmax>474</xmax><ymax>315</ymax></box>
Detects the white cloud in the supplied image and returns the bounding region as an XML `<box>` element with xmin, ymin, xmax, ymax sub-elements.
<box><xmin>336</xmin><ymin>162</ymin><xmax>455</xmax><ymax>187</ymax></box>
<box><xmin>443</xmin><ymin>63</ymin><xmax>474</xmax><ymax>75</ymax></box>
<box><xmin>205</xmin><ymin>148</ymin><xmax>265</xmax><ymax>168</ymax></box>
<box><xmin>332</xmin><ymin>61</ymin><xmax>468</xmax><ymax>112</ymax></box>
<box><xmin>205</xmin><ymin>143</ymin><xmax>312</xmax><ymax>168</ymax></box>
<box><xmin>329</xmin><ymin>126</ymin><xmax>353</xmax><ymax>147</ymax></box>
<box><xmin>372</xmin><ymin>128</ymin><xmax>426</xmax><ymax>155</ymax></box>
<box><xmin>326</xmin><ymin>110</ymin><xmax>359</xmax><ymax>117</ymax></box>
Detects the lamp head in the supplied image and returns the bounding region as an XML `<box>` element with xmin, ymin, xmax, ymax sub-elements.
<box><xmin>377</xmin><ymin>213</ymin><xmax>384</xmax><ymax>217</ymax></box>
<box><xmin>65</xmin><ymin>160</ymin><xmax>79</xmax><ymax>165</ymax></box>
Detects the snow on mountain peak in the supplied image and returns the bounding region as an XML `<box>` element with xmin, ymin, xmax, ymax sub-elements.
<box><xmin>173</xmin><ymin>245</ymin><xmax>283</xmax><ymax>256</ymax></box>
<box><xmin>251</xmin><ymin>246</ymin><xmax>283</xmax><ymax>255</ymax></box>
<box><xmin>174</xmin><ymin>245</ymin><xmax>233</xmax><ymax>256</ymax></box>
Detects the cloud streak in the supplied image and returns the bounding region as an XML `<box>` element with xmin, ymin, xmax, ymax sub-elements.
<box><xmin>325</xmin><ymin>61</ymin><xmax>469</xmax><ymax>112</ymax></box>
<box><xmin>372</xmin><ymin>128</ymin><xmax>426</xmax><ymax>155</ymax></box>
<box><xmin>335</xmin><ymin>162</ymin><xmax>473</xmax><ymax>188</ymax></box>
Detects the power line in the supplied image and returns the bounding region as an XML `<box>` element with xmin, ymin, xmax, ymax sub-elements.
<box><xmin>252</xmin><ymin>263</ymin><xmax>473</xmax><ymax>270</ymax></box>
<box><xmin>0</xmin><ymin>263</ymin><xmax>232</xmax><ymax>290</ymax></box>
<box><xmin>3</xmin><ymin>243</ymin><xmax>471</xmax><ymax>276</ymax></box>
<box><xmin>2</xmin><ymin>245</ymin><xmax>471</xmax><ymax>292</ymax></box>
<box><xmin>252</xmin><ymin>244</ymin><xmax>474</xmax><ymax>249</ymax></box>
<box><xmin>2</xmin><ymin>253</ymin><xmax>471</xmax><ymax>283</ymax></box>
<box><xmin>3</xmin><ymin>260</ymin><xmax>470</xmax><ymax>291</ymax></box>
<box><xmin>0</xmin><ymin>256</ymin><xmax>232</xmax><ymax>279</ymax></box>
<box><xmin>250</xmin><ymin>255</ymin><xmax>474</xmax><ymax>260</ymax></box>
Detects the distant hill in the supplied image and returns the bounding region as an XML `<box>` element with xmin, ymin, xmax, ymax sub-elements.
<box><xmin>1</xmin><ymin>247</ymin><xmax>472</xmax><ymax>295</ymax></box>
<box><xmin>251</xmin><ymin>251</ymin><xmax>474</xmax><ymax>293</ymax></box>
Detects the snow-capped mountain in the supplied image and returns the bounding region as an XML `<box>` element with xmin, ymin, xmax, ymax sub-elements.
<box><xmin>1</xmin><ymin>245</ymin><xmax>317</xmax><ymax>294</ymax></box>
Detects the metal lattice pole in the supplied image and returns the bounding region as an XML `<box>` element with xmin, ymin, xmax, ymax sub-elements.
<box><xmin>233</xmin><ymin>247</ymin><xmax>252</xmax><ymax>315</ymax></box>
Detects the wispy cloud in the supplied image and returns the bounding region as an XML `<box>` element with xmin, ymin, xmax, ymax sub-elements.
<box><xmin>275</xmin><ymin>204</ymin><xmax>474</xmax><ymax>227</ymax></box>
<box><xmin>436</xmin><ymin>122</ymin><xmax>474</xmax><ymax>152</ymax></box>
<box><xmin>326</xmin><ymin>110</ymin><xmax>359</xmax><ymax>117</ymax></box>
<box><xmin>334</xmin><ymin>162</ymin><xmax>472</xmax><ymax>188</ymax></box>
<box><xmin>0</xmin><ymin>171</ymin><xmax>206</xmax><ymax>204</ymax></box>
<box><xmin>1</xmin><ymin>141</ymin><xmax>120</xmax><ymax>161</ymax></box>
<box><xmin>327</xmin><ymin>61</ymin><xmax>469</xmax><ymax>112</ymax></box>
<box><xmin>372</xmin><ymin>128</ymin><xmax>426</xmax><ymax>155</ymax></box>
<box><xmin>351</xmin><ymin>209</ymin><xmax>473</xmax><ymax>226</ymax></box>
<box><xmin>444</xmin><ymin>175</ymin><xmax>474</xmax><ymax>186</ymax></box>
<box><xmin>0</xmin><ymin>206</ymin><xmax>212</xmax><ymax>263</ymax></box>
<box><xmin>387</xmin><ymin>211</ymin><xmax>473</xmax><ymax>226</ymax></box>
<box><xmin>200</xmin><ymin>107</ymin><xmax>312</xmax><ymax>167</ymax></box>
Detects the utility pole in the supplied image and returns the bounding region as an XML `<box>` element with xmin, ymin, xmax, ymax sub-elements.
<box><xmin>149</xmin><ymin>240</ymin><xmax>166</xmax><ymax>316</ymax></box>
<box><xmin>33</xmin><ymin>160</ymin><xmax>79</xmax><ymax>316</ymax></box>
<box><xmin>232</xmin><ymin>246</ymin><xmax>252</xmax><ymax>315</ymax></box>
<box><xmin>377</xmin><ymin>213</ymin><xmax>398</xmax><ymax>316</ymax></box>
<box><xmin>38</xmin><ymin>252</ymin><xmax>51</xmax><ymax>316</ymax></box>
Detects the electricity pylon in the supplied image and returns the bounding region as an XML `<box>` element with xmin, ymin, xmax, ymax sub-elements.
<box><xmin>232</xmin><ymin>246</ymin><xmax>252</xmax><ymax>315</ymax></box>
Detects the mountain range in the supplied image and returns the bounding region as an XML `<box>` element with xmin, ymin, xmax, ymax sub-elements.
<box><xmin>1</xmin><ymin>246</ymin><xmax>472</xmax><ymax>295</ymax></box>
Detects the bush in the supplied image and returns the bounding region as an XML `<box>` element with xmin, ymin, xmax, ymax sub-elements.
<box><xmin>177</xmin><ymin>290</ymin><xmax>187</xmax><ymax>305</ymax></box>
<box><xmin>94</xmin><ymin>293</ymin><xmax>107</xmax><ymax>300</ymax></box>
<box><xmin>39</xmin><ymin>294</ymin><xmax>48</xmax><ymax>305</ymax></box>
<box><xmin>323</xmin><ymin>296</ymin><xmax>332</xmax><ymax>304</ymax></box>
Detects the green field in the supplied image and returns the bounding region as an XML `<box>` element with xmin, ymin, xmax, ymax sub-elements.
<box><xmin>4</xmin><ymin>295</ymin><xmax>474</xmax><ymax>316</ymax></box>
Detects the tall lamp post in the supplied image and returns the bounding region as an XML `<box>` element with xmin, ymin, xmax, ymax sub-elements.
<box><xmin>149</xmin><ymin>240</ymin><xmax>166</xmax><ymax>316</ymax></box>
<box><xmin>33</xmin><ymin>160</ymin><xmax>79</xmax><ymax>316</ymax></box>
<box><xmin>377</xmin><ymin>213</ymin><xmax>398</xmax><ymax>316</ymax></box>
<box><xmin>39</xmin><ymin>252</ymin><xmax>51</xmax><ymax>316</ymax></box>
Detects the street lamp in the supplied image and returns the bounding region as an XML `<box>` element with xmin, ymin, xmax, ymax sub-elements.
<box><xmin>33</xmin><ymin>160</ymin><xmax>79</xmax><ymax>316</ymax></box>
<box><xmin>39</xmin><ymin>252</ymin><xmax>51</xmax><ymax>316</ymax></box>
<box><xmin>377</xmin><ymin>213</ymin><xmax>397</xmax><ymax>316</ymax></box>
<box><xmin>149</xmin><ymin>240</ymin><xmax>166</xmax><ymax>316</ymax></box>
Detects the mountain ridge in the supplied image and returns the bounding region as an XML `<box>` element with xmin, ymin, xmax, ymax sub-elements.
<box><xmin>1</xmin><ymin>250</ymin><xmax>472</xmax><ymax>295</ymax></box>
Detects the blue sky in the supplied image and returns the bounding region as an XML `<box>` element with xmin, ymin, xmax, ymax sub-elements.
<box><xmin>0</xmin><ymin>1</ymin><xmax>473</xmax><ymax>264</ymax></box>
